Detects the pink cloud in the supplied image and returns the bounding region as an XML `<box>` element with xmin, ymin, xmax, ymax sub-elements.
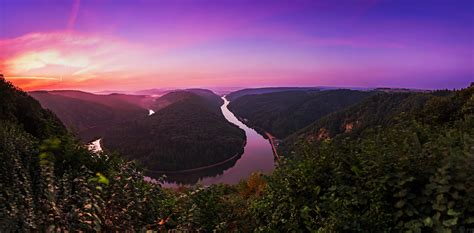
<box><xmin>0</xmin><ymin>31</ymin><xmax>155</xmax><ymax>90</ymax></box>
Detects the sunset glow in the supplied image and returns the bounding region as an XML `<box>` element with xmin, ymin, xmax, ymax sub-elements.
<box><xmin>1</xmin><ymin>0</ymin><xmax>473</xmax><ymax>91</ymax></box>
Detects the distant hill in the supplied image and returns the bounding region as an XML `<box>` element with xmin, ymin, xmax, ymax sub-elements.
<box><xmin>226</xmin><ymin>87</ymin><xmax>320</xmax><ymax>101</ymax></box>
<box><xmin>37</xmin><ymin>90</ymin><xmax>154</xmax><ymax>110</ymax></box>
<box><xmin>151</xmin><ymin>89</ymin><xmax>223</xmax><ymax>113</ymax></box>
<box><xmin>228</xmin><ymin>89</ymin><xmax>375</xmax><ymax>138</ymax></box>
<box><xmin>133</xmin><ymin>88</ymin><xmax>172</xmax><ymax>96</ymax></box>
<box><xmin>102</xmin><ymin>91</ymin><xmax>245</xmax><ymax>171</ymax></box>
<box><xmin>374</xmin><ymin>87</ymin><xmax>430</xmax><ymax>93</ymax></box>
<box><xmin>30</xmin><ymin>91</ymin><xmax>149</xmax><ymax>142</ymax></box>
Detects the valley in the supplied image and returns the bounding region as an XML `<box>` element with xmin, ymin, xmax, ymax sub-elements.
<box><xmin>2</xmin><ymin>75</ymin><xmax>473</xmax><ymax>231</ymax></box>
<box><xmin>28</xmin><ymin>87</ymin><xmax>279</xmax><ymax>185</ymax></box>
<box><xmin>26</xmin><ymin>85</ymin><xmax>449</xmax><ymax>186</ymax></box>
<box><xmin>30</xmin><ymin>89</ymin><xmax>251</xmax><ymax>181</ymax></box>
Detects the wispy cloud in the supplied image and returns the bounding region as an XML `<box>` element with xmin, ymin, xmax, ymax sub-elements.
<box><xmin>67</xmin><ymin>0</ymin><xmax>81</xmax><ymax>30</ymax></box>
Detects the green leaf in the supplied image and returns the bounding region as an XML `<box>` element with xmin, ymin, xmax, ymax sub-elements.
<box><xmin>96</xmin><ymin>172</ymin><xmax>109</xmax><ymax>186</ymax></box>
<box><xmin>447</xmin><ymin>209</ymin><xmax>460</xmax><ymax>216</ymax></box>
<box><xmin>39</xmin><ymin>152</ymin><xmax>50</xmax><ymax>159</ymax></box>
<box><xmin>442</xmin><ymin>218</ymin><xmax>458</xmax><ymax>227</ymax></box>
<box><xmin>351</xmin><ymin>166</ymin><xmax>360</xmax><ymax>176</ymax></box>
<box><xmin>424</xmin><ymin>217</ymin><xmax>433</xmax><ymax>227</ymax></box>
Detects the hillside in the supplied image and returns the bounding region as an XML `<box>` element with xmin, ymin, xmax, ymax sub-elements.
<box><xmin>103</xmin><ymin>91</ymin><xmax>245</xmax><ymax>171</ymax></box>
<box><xmin>39</xmin><ymin>90</ymin><xmax>153</xmax><ymax>110</ymax></box>
<box><xmin>228</xmin><ymin>89</ymin><xmax>375</xmax><ymax>138</ymax></box>
<box><xmin>0</xmin><ymin>76</ymin><xmax>66</xmax><ymax>139</ymax></box>
<box><xmin>226</xmin><ymin>87</ymin><xmax>320</xmax><ymax>101</ymax></box>
<box><xmin>30</xmin><ymin>91</ymin><xmax>149</xmax><ymax>142</ymax></box>
<box><xmin>283</xmin><ymin>92</ymin><xmax>434</xmax><ymax>149</ymax></box>
<box><xmin>151</xmin><ymin>88</ymin><xmax>223</xmax><ymax>113</ymax></box>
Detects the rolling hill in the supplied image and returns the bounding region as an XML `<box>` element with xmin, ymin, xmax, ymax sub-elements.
<box><xmin>226</xmin><ymin>87</ymin><xmax>320</xmax><ymax>101</ymax></box>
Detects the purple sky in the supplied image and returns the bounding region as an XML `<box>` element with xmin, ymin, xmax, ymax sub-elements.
<box><xmin>0</xmin><ymin>0</ymin><xmax>472</xmax><ymax>91</ymax></box>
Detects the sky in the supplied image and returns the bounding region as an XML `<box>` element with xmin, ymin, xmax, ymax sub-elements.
<box><xmin>0</xmin><ymin>0</ymin><xmax>473</xmax><ymax>91</ymax></box>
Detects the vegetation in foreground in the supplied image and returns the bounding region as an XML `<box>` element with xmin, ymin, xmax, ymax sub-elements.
<box><xmin>1</xmin><ymin>75</ymin><xmax>473</xmax><ymax>231</ymax></box>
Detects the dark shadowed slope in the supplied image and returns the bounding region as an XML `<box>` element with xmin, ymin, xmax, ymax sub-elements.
<box><xmin>103</xmin><ymin>91</ymin><xmax>245</xmax><ymax>171</ymax></box>
<box><xmin>228</xmin><ymin>89</ymin><xmax>375</xmax><ymax>138</ymax></box>
<box><xmin>1</xmin><ymin>76</ymin><xmax>66</xmax><ymax>139</ymax></box>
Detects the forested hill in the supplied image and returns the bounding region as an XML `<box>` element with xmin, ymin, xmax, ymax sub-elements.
<box><xmin>102</xmin><ymin>91</ymin><xmax>245</xmax><ymax>171</ymax></box>
<box><xmin>151</xmin><ymin>89</ymin><xmax>223</xmax><ymax>113</ymax></box>
<box><xmin>228</xmin><ymin>89</ymin><xmax>375</xmax><ymax>138</ymax></box>
<box><xmin>226</xmin><ymin>87</ymin><xmax>320</xmax><ymax>101</ymax></box>
<box><xmin>30</xmin><ymin>90</ymin><xmax>149</xmax><ymax>142</ymax></box>
<box><xmin>283</xmin><ymin>91</ymin><xmax>434</xmax><ymax>148</ymax></box>
<box><xmin>185</xmin><ymin>88</ymin><xmax>224</xmax><ymax>109</ymax></box>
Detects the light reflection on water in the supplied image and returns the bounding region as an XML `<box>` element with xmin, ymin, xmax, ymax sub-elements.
<box><xmin>147</xmin><ymin>96</ymin><xmax>275</xmax><ymax>187</ymax></box>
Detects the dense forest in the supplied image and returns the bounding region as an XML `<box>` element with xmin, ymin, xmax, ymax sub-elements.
<box><xmin>228</xmin><ymin>89</ymin><xmax>375</xmax><ymax>138</ymax></box>
<box><xmin>1</xmin><ymin>74</ymin><xmax>473</xmax><ymax>231</ymax></box>
<box><xmin>282</xmin><ymin>91</ymin><xmax>438</xmax><ymax>148</ymax></box>
<box><xmin>102</xmin><ymin>91</ymin><xmax>246</xmax><ymax>171</ymax></box>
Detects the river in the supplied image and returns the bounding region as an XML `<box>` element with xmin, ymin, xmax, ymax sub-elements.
<box><xmin>148</xmin><ymin>96</ymin><xmax>276</xmax><ymax>187</ymax></box>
